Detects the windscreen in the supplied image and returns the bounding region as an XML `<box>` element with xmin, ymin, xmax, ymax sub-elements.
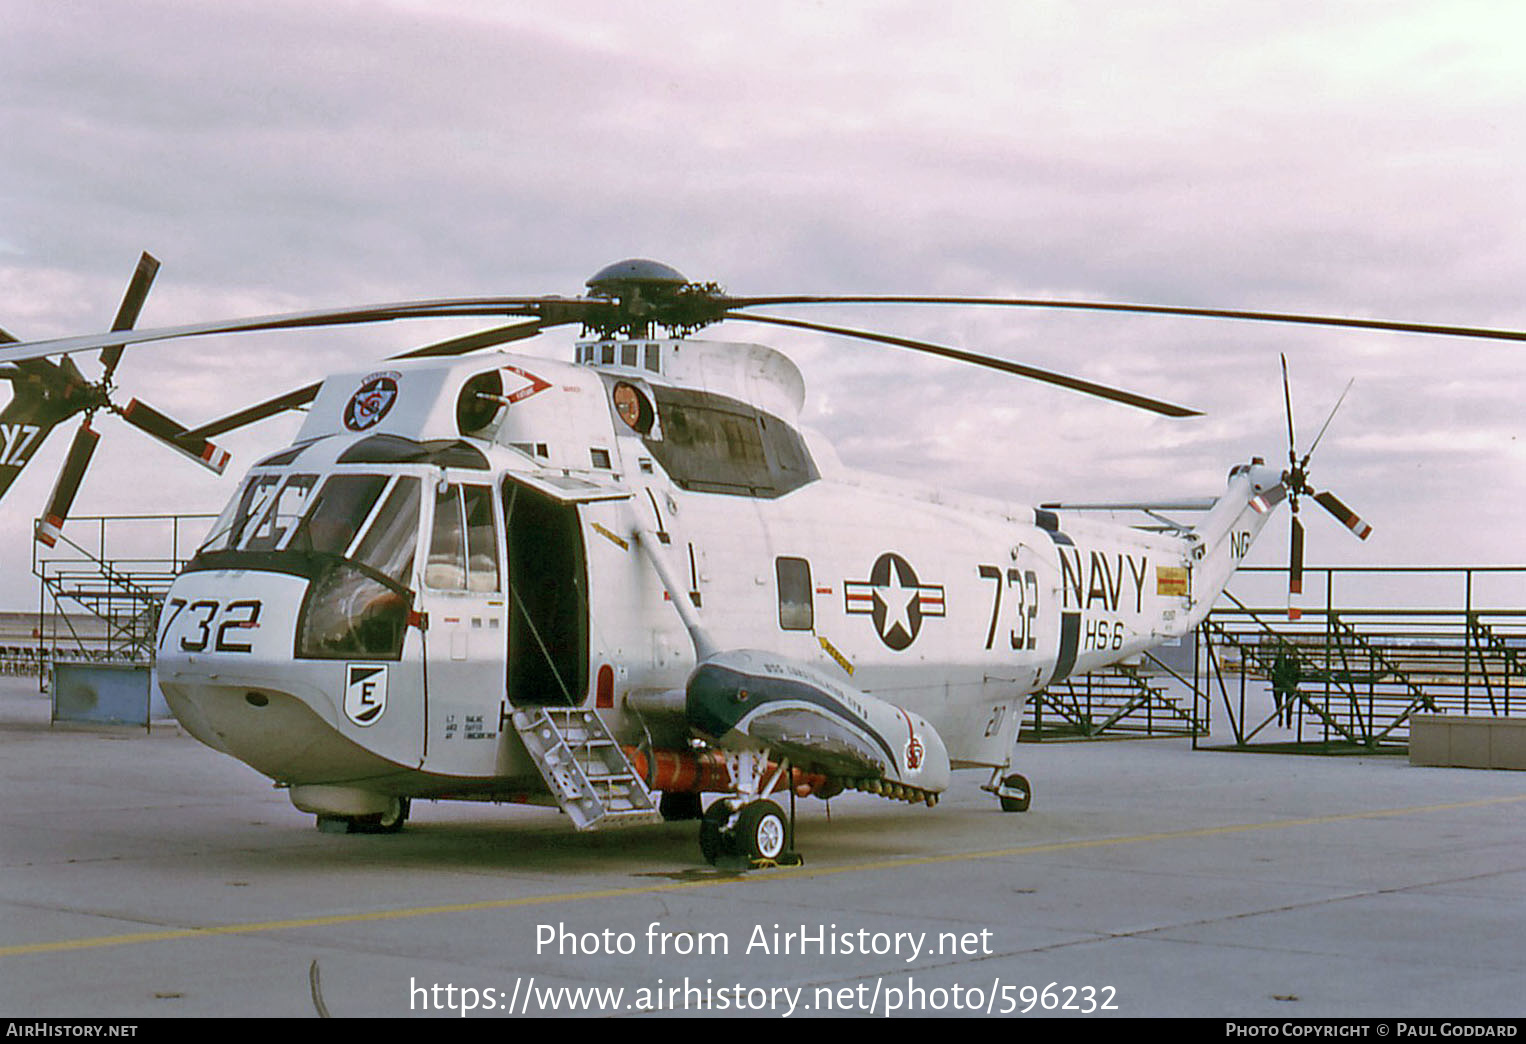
<box><xmin>200</xmin><ymin>472</ymin><xmax>391</xmax><ymax>557</ymax></box>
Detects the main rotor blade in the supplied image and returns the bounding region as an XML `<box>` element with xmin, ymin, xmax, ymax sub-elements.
<box><xmin>390</xmin><ymin>318</ymin><xmax>545</xmax><ymax>359</ymax></box>
<box><xmin>726</xmin><ymin>294</ymin><xmax>1526</xmax><ymax>345</ymax></box>
<box><xmin>100</xmin><ymin>252</ymin><xmax>160</xmax><ymax>381</ymax></box>
<box><xmin>727</xmin><ymin>311</ymin><xmax>1201</xmax><ymax>417</ymax></box>
<box><xmin>1313</xmin><ymin>490</ymin><xmax>1373</xmax><ymax>540</ymax></box>
<box><xmin>180</xmin><ymin>319</ymin><xmax>548</xmax><ymax>441</ymax></box>
<box><xmin>120</xmin><ymin>399</ymin><xmax>231</xmax><ymax>473</ymax></box>
<box><xmin>0</xmin><ymin>296</ymin><xmax>595</xmax><ymax>364</ymax></box>
<box><xmin>182</xmin><ymin>384</ymin><xmax>322</xmax><ymax>442</ymax></box>
<box><xmin>35</xmin><ymin>422</ymin><xmax>100</xmax><ymax>547</ymax></box>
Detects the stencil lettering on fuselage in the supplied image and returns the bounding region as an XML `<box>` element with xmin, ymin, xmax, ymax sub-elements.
<box><xmin>1058</xmin><ymin>548</ymin><xmax>1148</xmax><ymax>613</ymax></box>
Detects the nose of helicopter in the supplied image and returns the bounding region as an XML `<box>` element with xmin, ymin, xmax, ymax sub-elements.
<box><xmin>154</xmin><ymin>568</ymin><xmax>402</xmax><ymax>781</ymax></box>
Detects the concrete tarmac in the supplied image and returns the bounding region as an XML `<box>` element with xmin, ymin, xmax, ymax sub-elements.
<box><xmin>3</xmin><ymin>677</ymin><xmax>1525</xmax><ymax>1019</ymax></box>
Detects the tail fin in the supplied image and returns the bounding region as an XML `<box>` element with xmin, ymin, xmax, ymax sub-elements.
<box><xmin>1183</xmin><ymin>458</ymin><xmax>1285</xmax><ymax>628</ymax></box>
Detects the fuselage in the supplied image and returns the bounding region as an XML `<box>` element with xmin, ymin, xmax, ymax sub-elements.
<box><xmin>155</xmin><ymin>338</ymin><xmax>1247</xmax><ymax>804</ymax></box>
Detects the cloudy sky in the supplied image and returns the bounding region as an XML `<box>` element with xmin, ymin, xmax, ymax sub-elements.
<box><xmin>4</xmin><ymin>1</ymin><xmax>1525</xmax><ymax>610</ymax></box>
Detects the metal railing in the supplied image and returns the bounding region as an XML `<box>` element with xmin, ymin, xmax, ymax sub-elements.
<box><xmin>1026</xmin><ymin>565</ymin><xmax>1526</xmax><ymax>750</ymax></box>
<box><xmin>28</xmin><ymin>513</ymin><xmax>216</xmax><ymax>680</ymax></box>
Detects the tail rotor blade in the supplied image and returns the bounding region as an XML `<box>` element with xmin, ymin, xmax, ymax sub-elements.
<box><xmin>101</xmin><ymin>253</ymin><xmax>161</xmax><ymax>382</ymax></box>
<box><xmin>36</xmin><ymin>423</ymin><xmax>100</xmax><ymax>546</ymax></box>
<box><xmin>1301</xmin><ymin>378</ymin><xmax>1354</xmax><ymax>468</ymax></box>
<box><xmin>120</xmin><ymin>399</ymin><xmax>231</xmax><ymax>474</ymax></box>
<box><xmin>1288</xmin><ymin>513</ymin><xmax>1305</xmax><ymax>620</ymax></box>
<box><xmin>1313</xmin><ymin>490</ymin><xmax>1373</xmax><ymax>540</ymax></box>
<box><xmin>1280</xmin><ymin>353</ymin><xmax>1297</xmax><ymax>467</ymax></box>
<box><xmin>1250</xmin><ymin>482</ymin><xmax>1287</xmax><ymax>515</ymax></box>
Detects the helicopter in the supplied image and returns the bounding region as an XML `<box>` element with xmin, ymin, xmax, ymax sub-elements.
<box><xmin>1</xmin><ymin>254</ymin><xmax>1439</xmax><ymax>866</ymax></box>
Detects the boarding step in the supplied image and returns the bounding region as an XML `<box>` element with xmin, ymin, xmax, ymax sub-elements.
<box><xmin>509</xmin><ymin>707</ymin><xmax>661</xmax><ymax>830</ymax></box>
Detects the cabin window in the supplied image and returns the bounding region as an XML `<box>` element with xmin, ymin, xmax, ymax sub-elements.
<box><xmin>776</xmin><ymin>557</ymin><xmax>814</xmax><ymax>631</ymax></box>
<box><xmin>427</xmin><ymin>483</ymin><xmax>500</xmax><ymax>592</ymax></box>
<box><xmin>640</xmin><ymin>386</ymin><xmax>818</xmax><ymax>498</ymax></box>
<box><xmin>427</xmin><ymin>485</ymin><xmax>467</xmax><ymax>589</ymax></box>
<box><xmin>463</xmin><ymin>485</ymin><xmax>500</xmax><ymax>592</ymax></box>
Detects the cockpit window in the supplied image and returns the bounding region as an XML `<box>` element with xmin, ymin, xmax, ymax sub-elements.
<box><xmin>286</xmin><ymin>474</ymin><xmax>389</xmax><ymax>556</ymax></box>
<box><xmin>241</xmin><ymin>474</ymin><xmax>318</xmax><ymax>551</ymax></box>
<box><xmin>200</xmin><ymin>472</ymin><xmax>398</xmax><ymax>557</ymax></box>
<box><xmin>351</xmin><ymin>476</ymin><xmax>421</xmax><ymax>584</ymax></box>
<box><xmin>198</xmin><ymin>472</ymin><xmax>303</xmax><ymax>554</ymax></box>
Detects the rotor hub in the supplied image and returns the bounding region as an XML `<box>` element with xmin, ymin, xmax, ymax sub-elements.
<box><xmin>582</xmin><ymin>258</ymin><xmax>727</xmax><ymax>340</ymax></box>
<box><xmin>585</xmin><ymin>258</ymin><xmax>689</xmax><ymax>298</ymax></box>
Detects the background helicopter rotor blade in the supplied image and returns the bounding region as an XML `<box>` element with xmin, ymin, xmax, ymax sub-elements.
<box><xmin>727</xmin><ymin>311</ymin><xmax>1201</xmax><ymax>417</ymax></box>
<box><xmin>118</xmin><ymin>399</ymin><xmax>231</xmax><ymax>474</ymax></box>
<box><xmin>100</xmin><ymin>253</ymin><xmax>160</xmax><ymax>382</ymax></box>
<box><xmin>180</xmin><ymin>318</ymin><xmax>549</xmax><ymax>442</ymax></box>
<box><xmin>35</xmin><ymin>423</ymin><xmax>100</xmax><ymax>547</ymax></box>
<box><xmin>1313</xmin><ymin>490</ymin><xmax>1373</xmax><ymax>540</ymax></box>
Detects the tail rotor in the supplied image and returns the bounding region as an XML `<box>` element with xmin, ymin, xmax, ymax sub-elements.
<box><xmin>1277</xmin><ymin>355</ymin><xmax>1372</xmax><ymax>619</ymax></box>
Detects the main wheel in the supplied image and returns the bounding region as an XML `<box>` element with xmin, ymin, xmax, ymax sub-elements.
<box><xmin>998</xmin><ymin>773</ymin><xmax>1031</xmax><ymax>813</ymax></box>
<box><xmin>699</xmin><ymin>800</ymin><xmax>738</xmax><ymax>864</ymax></box>
<box><xmin>734</xmin><ymin>800</ymin><xmax>789</xmax><ymax>861</ymax></box>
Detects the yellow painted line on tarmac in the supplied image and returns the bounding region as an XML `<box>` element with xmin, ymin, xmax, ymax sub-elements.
<box><xmin>5</xmin><ymin>792</ymin><xmax>1524</xmax><ymax>959</ymax></box>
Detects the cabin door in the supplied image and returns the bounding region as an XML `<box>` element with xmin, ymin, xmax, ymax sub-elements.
<box><xmin>502</xmin><ymin>479</ymin><xmax>588</xmax><ymax>707</ymax></box>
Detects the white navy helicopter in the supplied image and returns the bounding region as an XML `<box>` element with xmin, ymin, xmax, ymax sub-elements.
<box><xmin>1</xmin><ymin>255</ymin><xmax>1433</xmax><ymax>865</ymax></box>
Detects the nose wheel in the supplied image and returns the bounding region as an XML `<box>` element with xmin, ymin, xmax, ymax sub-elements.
<box><xmin>315</xmin><ymin>797</ymin><xmax>411</xmax><ymax>834</ymax></box>
<box><xmin>699</xmin><ymin>798</ymin><xmax>800</xmax><ymax>867</ymax></box>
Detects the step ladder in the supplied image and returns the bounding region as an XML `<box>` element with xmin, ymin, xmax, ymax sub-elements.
<box><xmin>510</xmin><ymin>707</ymin><xmax>661</xmax><ymax>830</ymax></box>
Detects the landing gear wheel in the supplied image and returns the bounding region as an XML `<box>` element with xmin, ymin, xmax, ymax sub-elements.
<box><xmin>998</xmin><ymin>773</ymin><xmax>1031</xmax><ymax>813</ymax></box>
<box><xmin>369</xmin><ymin>796</ymin><xmax>410</xmax><ymax>834</ymax></box>
<box><xmin>735</xmin><ymin>800</ymin><xmax>789</xmax><ymax>861</ymax></box>
<box><xmin>660</xmin><ymin>791</ymin><xmax>703</xmax><ymax>822</ymax></box>
<box><xmin>314</xmin><ymin>797</ymin><xmax>410</xmax><ymax>835</ymax></box>
<box><xmin>699</xmin><ymin>800</ymin><xmax>738</xmax><ymax>865</ymax></box>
